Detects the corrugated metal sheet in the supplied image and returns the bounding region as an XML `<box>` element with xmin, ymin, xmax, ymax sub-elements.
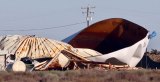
<box><xmin>0</xmin><ymin>35</ymin><xmax>73</xmax><ymax>60</ymax></box>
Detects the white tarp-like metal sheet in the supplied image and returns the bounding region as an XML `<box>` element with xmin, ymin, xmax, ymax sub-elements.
<box><xmin>86</xmin><ymin>33</ymin><xmax>150</xmax><ymax>67</ymax></box>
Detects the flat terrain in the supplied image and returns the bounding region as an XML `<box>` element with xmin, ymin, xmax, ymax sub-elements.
<box><xmin>0</xmin><ymin>69</ymin><xmax>160</xmax><ymax>82</ymax></box>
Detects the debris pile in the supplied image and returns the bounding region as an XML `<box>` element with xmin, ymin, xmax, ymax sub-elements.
<box><xmin>68</xmin><ymin>18</ymin><xmax>150</xmax><ymax>67</ymax></box>
<box><xmin>0</xmin><ymin>18</ymin><xmax>151</xmax><ymax>71</ymax></box>
<box><xmin>0</xmin><ymin>35</ymin><xmax>107</xmax><ymax>71</ymax></box>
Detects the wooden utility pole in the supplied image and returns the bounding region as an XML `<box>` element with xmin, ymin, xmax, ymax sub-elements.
<box><xmin>82</xmin><ymin>5</ymin><xmax>95</xmax><ymax>27</ymax></box>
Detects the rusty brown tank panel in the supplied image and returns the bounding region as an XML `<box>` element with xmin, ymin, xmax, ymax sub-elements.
<box><xmin>69</xmin><ymin>18</ymin><xmax>148</xmax><ymax>54</ymax></box>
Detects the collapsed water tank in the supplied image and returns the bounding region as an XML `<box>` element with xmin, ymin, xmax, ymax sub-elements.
<box><xmin>69</xmin><ymin>18</ymin><xmax>148</xmax><ymax>54</ymax></box>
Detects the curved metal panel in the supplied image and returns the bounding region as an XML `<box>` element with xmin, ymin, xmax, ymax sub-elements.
<box><xmin>69</xmin><ymin>18</ymin><xmax>148</xmax><ymax>54</ymax></box>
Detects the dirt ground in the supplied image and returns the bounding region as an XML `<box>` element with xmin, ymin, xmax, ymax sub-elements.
<box><xmin>0</xmin><ymin>69</ymin><xmax>160</xmax><ymax>82</ymax></box>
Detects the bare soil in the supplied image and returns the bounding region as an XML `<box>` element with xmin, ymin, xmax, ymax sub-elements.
<box><xmin>0</xmin><ymin>69</ymin><xmax>160</xmax><ymax>82</ymax></box>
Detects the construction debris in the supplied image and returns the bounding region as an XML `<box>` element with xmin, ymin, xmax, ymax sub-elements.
<box><xmin>68</xmin><ymin>18</ymin><xmax>150</xmax><ymax>67</ymax></box>
<box><xmin>0</xmin><ymin>35</ymin><xmax>104</xmax><ymax>71</ymax></box>
<box><xmin>0</xmin><ymin>18</ymin><xmax>152</xmax><ymax>71</ymax></box>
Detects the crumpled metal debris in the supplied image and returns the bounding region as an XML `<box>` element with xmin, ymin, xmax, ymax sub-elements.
<box><xmin>0</xmin><ymin>18</ymin><xmax>150</xmax><ymax>71</ymax></box>
<box><xmin>0</xmin><ymin>35</ymin><xmax>102</xmax><ymax>71</ymax></box>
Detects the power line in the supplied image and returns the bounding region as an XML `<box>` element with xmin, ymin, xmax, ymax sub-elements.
<box><xmin>0</xmin><ymin>21</ymin><xmax>86</xmax><ymax>31</ymax></box>
<box><xmin>82</xmin><ymin>5</ymin><xmax>95</xmax><ymax>27</ymax></box>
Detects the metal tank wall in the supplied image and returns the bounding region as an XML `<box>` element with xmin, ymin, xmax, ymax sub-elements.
<box><xmin>69</xmin><ymin>18</ymin><xmax>148</xmax><ymax>54</ymax></box>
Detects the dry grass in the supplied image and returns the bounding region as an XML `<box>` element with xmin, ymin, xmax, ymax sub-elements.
<box><xmin>0</xmin><ymin>69</ymin><xmax>160</xmax><ymax>82</ymax></box>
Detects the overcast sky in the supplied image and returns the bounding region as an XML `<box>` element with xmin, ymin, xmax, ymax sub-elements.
<box><xmin>0</xmin><ymin>0</ymin><xmax>160</xmax><ymax>50</ymax></box>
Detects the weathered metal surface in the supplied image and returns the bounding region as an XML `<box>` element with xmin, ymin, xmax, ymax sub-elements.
<box><xmin>0</xmin><ymin>18</ymin><xmax>150</xmax><ymax>71</ymax></box>
<box><xmin>0</xmin><ymin>35</ymin><xmax>78</xmax><ymax>71</ymax></box>
<box><xmin>0</xmin><ymin>35</ymin><xmax>102</xmax><ymax>71</ymax></box>
<box><xmin>69</xmin><ymin>18</ymin><xmax>148</xmax><ymax>54</ymax></box>
<box><xmin>0</xmin><ymin>35</ymin><xmax>73</xmax><ymax>60</ymax></box>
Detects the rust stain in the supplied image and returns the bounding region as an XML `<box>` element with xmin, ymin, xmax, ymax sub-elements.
<box><xmin>69</xmin><ymin>18</ymin><xmax>148</xmax><ymax>54</ymax></box>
